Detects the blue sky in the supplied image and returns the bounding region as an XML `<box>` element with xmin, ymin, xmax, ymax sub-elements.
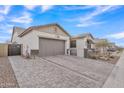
<box><xmin>0</xmin><ymin>5</ymin><xmax>124</xmax><ymax>47</ymax></box>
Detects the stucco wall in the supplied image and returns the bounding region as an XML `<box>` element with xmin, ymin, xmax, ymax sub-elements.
<box><xmin>34</xmin><ymin>25</ymin><xmax>68</xmax><ymax>37</ymax></box>
<box><xmin>19</xmin><ymin>31</ymin><xmax>38</xmax><ymax>56</ymax></box>
<box><xmin>76</xmin><ymin>39</ymin><xmax>85</xmax><ymax>57</ymax></box>
<box><xmin>76</xmin><ymin>36</ymin><xmax>94</xmax><ymax>57</ymax></box>
<box><xmin>13</xmin><ymin>30</ymin><xmax>70</xmax><ymax>56</ymax></box>
<box><xmin>12</xmin><ymin>32</ymin><xmax>21</xmax><ymax>43</ymax></box>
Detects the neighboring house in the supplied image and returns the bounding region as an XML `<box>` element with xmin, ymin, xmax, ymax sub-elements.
<box><xmin>11</xmin><ymin>23</ymin><xmax>70</xmax><ymax>57</ymax></box>
<box><xmin>70</xmin><ymin>33</ymin><xmax>95</xmax><ymax>57</ymax></box>
<box><xmin>108</xmin><ymin>42</ymin><xmax>117</xmax><ymax>52</ymax></box>
<box><xmin>93</xmin><ymin>38</ymin><xmax>108</xmax><ymax>53</ymax></box>
<box><xmin>94</xmin><ymin>38</ymin><xmax>118</xmax><ymax>53</ymax></box>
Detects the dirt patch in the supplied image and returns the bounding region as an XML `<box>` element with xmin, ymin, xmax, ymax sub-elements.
<box><xmin>96</xmin><ymin>56</ymin><xmax>120</xmax><ymax>64</ymax></box>
<box><xmin>0</xmin><ymin>57</ymin><xmax>19</xmax><ymax>88</ymax></box>
<box><xmin>89</xmin><ymin>56</ymin><xmax>120</xmax><ymax>64</ymax></box>
<box><xmin>107</xmin><ymin>56</ymin><xmax>120</xmax><ymax>64</ymax></box>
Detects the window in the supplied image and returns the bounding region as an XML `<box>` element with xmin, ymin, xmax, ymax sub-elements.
<box><xmin>70</xmin><ymin>40</ymin><xmax>76</xmax><ymax>48</ymax></box>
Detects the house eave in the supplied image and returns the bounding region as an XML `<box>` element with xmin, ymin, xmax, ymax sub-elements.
<box><xmin>18</xmin><ymin>23</ymin><xmax>71</xmax><ymax>37</ymax></box>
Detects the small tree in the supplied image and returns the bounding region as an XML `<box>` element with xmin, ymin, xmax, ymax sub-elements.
<box><xmin>95</xmin><ymin>39</ymin><xmax>109</xmax><ymax>56</ymax></box>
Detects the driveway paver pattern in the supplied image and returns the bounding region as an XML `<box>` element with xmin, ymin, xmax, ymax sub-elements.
<box><xmin>9</xmin><ymin>55</ymin><xmax>114</xmax><ymax>88</ymax></box>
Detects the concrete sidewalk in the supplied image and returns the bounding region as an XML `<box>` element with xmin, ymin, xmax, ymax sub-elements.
<box><xmin>103</xmin><ymin>51</ymin><xmax>124</xmax><ymax>88</ymax></box>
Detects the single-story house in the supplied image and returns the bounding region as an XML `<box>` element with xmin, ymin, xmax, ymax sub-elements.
<box><xmin>70</xmin><ymin>33</ymin><xmax>95</xmax><ymax>57</ymax></box>
<box><xmin>11</xmin><ymin>23</ymin><xmax>70</xmax><ymax>57</ymax></box>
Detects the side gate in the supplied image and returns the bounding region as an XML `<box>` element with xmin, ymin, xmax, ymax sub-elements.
<box><xmin>8</xmin><ymin>44</ymin><xmax>21</xmax><ymax>56</ymax></box>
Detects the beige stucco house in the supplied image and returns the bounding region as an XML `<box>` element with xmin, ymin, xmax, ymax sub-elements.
<box><xmin>70</xmin><ymin>33</ymin><xmax>95</xmax><ymax>57</ymax></box>
<box><xmin>11</xmin><ymin>23</ymin><xmax>70</xmax><ymax>57</ymax></box>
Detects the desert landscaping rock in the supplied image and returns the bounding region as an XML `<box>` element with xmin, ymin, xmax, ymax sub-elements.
<box><xmin>0</xmin><ymin>57</ymin><xmax>19</xmax><ymax>88</ymax></box>
<box><xmin>9</xmin><ymin>56</ymin><xmax>114</xmax><ymax>88</ymax></box>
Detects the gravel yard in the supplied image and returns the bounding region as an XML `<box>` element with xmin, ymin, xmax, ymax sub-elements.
<box><xmin>0</xmin><ymin>57</ymin><xmax>19</xmax><ymax>88</ymax></box>
<box><xmin>9</xmin><ymin>55</ymin><xmax>114</xmax><ymax>88</ymax></box>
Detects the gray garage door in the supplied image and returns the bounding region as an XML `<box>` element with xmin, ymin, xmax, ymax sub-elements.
<box><xmin>39</xmin><ymin>38</ymin><xmax>65</xmax><ymax>57</ymax></box>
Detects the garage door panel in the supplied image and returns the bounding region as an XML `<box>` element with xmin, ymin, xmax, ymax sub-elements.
<box><xmin>39</xmin><ymin>38</ymin><xmax>65</xmax><ymax>57</ymax></box>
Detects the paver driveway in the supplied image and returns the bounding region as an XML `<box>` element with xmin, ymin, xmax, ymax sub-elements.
<box><xmin>0</xmin><ymin>57</ymin><xmax>19</xmax><ymax>88</ymax></box>
<box><xmin>9</xmin><ymin>55</ymin><xmax>114</xmax><ymax>88</ymax></box>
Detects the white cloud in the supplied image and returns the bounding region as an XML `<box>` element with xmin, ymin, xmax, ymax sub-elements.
<box><xmin>80</xmin><ymin>6</ymin><xmax>120</xmax><ymax>21</ymax></box>
<box><xmin>0</xmin><ymin>15</ymin><xmax>4</xmax><ymax>21</ymax></box>
<box><xmin>0</xmin><ymin>6</ymin><xmax>12</xmax><ymax>21</ymax></box>
<box><xmin>0</xmin><ymin>25</ymin><xmax>13</xmax><ymax>43</ymax></box>
<box><xmin>41</xmin><ymin>5</ymin><xmax>54</xmax><ymax>13</ymax></box>
<box><xmin>0</xmin><ymin>23</ymin><xmax>14</xmax><ymax>31</ymax></box>
<box><xmin>0</xmin><ymin>36</ymin><xmax>10</xmax><ymax>39</ymax></box>
<box><xmin>106</xmin><ymin>32</ymin><xmax>124</xmax><ymax>39</ymax></box>
<box><xmin>0</xmin><ymin>35</ymin><xmax>11</xmax><ymax>43</ymax></box>
<box><xmin>76</xmin><ymin>21</ymin><xmax>104</xmax><ymax>27</ymax></box>
<box><xmin>75</xmin><ymin>5</ymin><xmax>121</xmax><ymax>27</ymax></box>
<box><xmin>64</xmin><ymin>5</ymin><xmax>96</xmax><ymax>10</ymax></box>
<box><xmin>6</xmin><ymin>24</ymin><xmax>14</xmax><ymax>27</ymax></box>
<box><xmin>24</xmin><ymin>5</ymin><xmax>38</xmax><ymax>10</ymax></box>
<box><xmin>6</xmin><ymin>29</ymin><xmax>13</xmax><ymax>34</ymax></box>
<box><xmin>11</xmin><ymin>12</ymin><xmax>32</xmax><ymax>24</ymax></box>
<box><xmin>117</xmin><ymin>43</ymin><xmax>124</xmax><ymax>47</ymax></box>
<box><xmin>24</xmin><ymin>5</ymin><xmax>54</xmax><ymax>13</ymax></box>
<box><xmin>0</xmin><ymin>5</ymin><xmax>11</xmax><ymax>15</ymax></box>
